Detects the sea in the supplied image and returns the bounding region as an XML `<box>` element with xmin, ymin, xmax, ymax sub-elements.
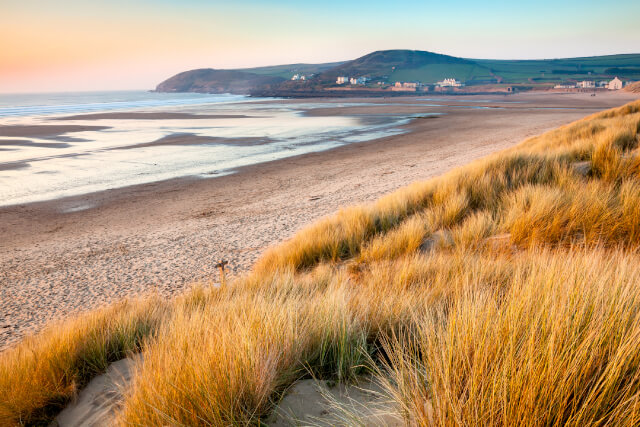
<box><xmin>0</xmin><ymin>91</ymin><xmax>412</xmax><ymax>207</ymax></box>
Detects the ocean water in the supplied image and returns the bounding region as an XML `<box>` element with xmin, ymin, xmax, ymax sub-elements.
<box><xmin>0</xmin><ymin>91</ymin><xmax>411</xmax><ymax>207</ymax></box>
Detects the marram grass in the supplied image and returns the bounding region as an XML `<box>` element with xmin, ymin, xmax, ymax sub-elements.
<box><xmin>1</xmin><ymin>100</ymin><xmax>640</xmax><ymax>426</ymax></box>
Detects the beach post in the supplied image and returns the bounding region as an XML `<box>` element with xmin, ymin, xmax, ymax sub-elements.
<box><xmin>215</xmin><ymin>260</ymin><xmax>228</xmax><ymax>287</ymax></box>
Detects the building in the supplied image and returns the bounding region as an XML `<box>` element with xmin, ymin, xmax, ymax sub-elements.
<box><xmin>597</xmin><ymin>81</ymin><xmax>609</xmax><ymax>88</ymax></box>
<box><xmin>349</xmin><ymin>77</ymin><xmax>369</xmax><ymax>85</ymax></box>
<box><xmin>577</xmin><ymin>81</ymin><xmax>595</xmax><ymax>89</ymax></box>
<box><xmin>336</xmin><ymin>76</ymin><xmax>349</xmax><ymax>85</ymax></box>
<box><xmin>291</xmin><ymin>74</ymin><xmax>306</xmax><ymax>81</ymax></box>
<box><xmin>394</xmin><ymin>82</ymin><xmax>419</xmax><ymax>88</ymax></box>
<box><xmin>554</xmin><ymin>84</ymin><xmax>576</xmax><ymax>89</ymax></box>
<box><xmin>392</xmin><ymin>81</ymin><xmax>421</xmax><ymax>91</ymax></box>
<box><xmin>437</xmin><ymin>78</ymin><xmax>463</xmax><ymax>87</ymax></box>
<box><xmin>608</xmin><ymin>77</ymin><xmax>623</xmax><ymax>90</ymax></box>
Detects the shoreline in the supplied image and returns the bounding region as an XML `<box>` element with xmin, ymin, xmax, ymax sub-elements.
<box><xmin>1</xmin><ymin>92</ymin><xmax>637</xmax><ymax>350</ymax></box>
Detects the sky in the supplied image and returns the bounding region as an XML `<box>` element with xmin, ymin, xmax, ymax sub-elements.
<box><xmin>1</xmin><ymin>0</ymin><xmax>639</xmax><ymax>93</ymax></box>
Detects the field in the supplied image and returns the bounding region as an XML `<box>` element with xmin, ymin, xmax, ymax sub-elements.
<box><xmin>389</xmin><ymin>63</ymin><xmax>495</xmax><ymax>84</ymax></box>
<box><xmin>387</xmin><ymin>54</ymin><xmax>640</xmax><ymax>85</ymax></box>
<box><xmin>2</xmin><ymin>99</ymin><xmax>640</xmax><ymax>425</ymax></box>
<box><xmin>476</xmin><ymin>54</ymin><xmax>640</xmax><ymax>84</ymax></box>
<box><xmin>241</xmin><ymin>61</ymin><xmax>346</xmax><ymax>79</ymax></box>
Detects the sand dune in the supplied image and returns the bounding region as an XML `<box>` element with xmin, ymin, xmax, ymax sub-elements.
<box><xmin>1</xmin><ymin>92</ymin><xmax>637</xmax><ymax>350</ymax></box>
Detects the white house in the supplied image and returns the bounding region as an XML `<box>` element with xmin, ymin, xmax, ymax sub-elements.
<box><xmin>392</xmin><ymin>81</ymin><xmax>422</xmax><ymax>91</ymax></box>
<box><xmin>348</xmin><ymin>77</ymin><xmax>368</xmax><ymax>85</ymax></box>
<box><xmin>437</xmin><ymin>78</ymin><xmax>463</xmax><ymax>87</ymax></box>
<box><xmin>336</xmin><ymin>76</ymin><xmax>349</xmax><ymax>85</ymax></box>
<box><xmin>608</xmin><ymin>77</ymin><xmax>623</xmax><ymax>90</ymax></box>
<box><xmin>577</xmin><ymin>81</ymin><xmax>595</xmax><ymax>89</ymax></box>
<box><xmin>291</xmin><ymin>74</ymin><xmax>306</xmax><ymax>81</ymax></box>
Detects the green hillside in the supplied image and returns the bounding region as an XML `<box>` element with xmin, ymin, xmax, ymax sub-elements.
<box><xmin>241</xmin><ymin>61</ymin><xmax>346</xmax><ymax>79</ymax></box>
<box><xmin>254</xmin><ymin>52</ymin><xmax>640</xmax><ymax>85</ymax></box>
<box><xmin>476</xmin><ymin>54</ymin><xmax>640</xmax><ymax>84</ymax></box>
<box><xmin>245</xmin><ymin>52</ymin><xmax>640</xmax><ymax>86</ymax></box>
<box><xmin>156</xmin><ymin>50</ymin><xmax>640</xmax><ymax>94</ymax></box>
<box><xmin>313</xmin><ymin>50</ymin><xmax>475</xmax><ymax>83</ymax></box>
<box><xmin>389</xmin><ymin>63</ymin><xmax>495</xmax><ymax>84</ymax></box>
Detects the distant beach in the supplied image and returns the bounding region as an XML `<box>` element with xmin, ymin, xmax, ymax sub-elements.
<box><xmin>0</xmin><ymin>91</ymin><xmax>411</xmax><ymax>206</ymax></box>
<box><xmin>1</xmin><ymin>91</ymin><xmax>637</xmax><ymax>349</ymax></box>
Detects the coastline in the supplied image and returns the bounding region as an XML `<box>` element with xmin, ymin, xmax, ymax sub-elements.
<box><xmin>1</xmin><ymin>91</ymin><xmax>637</xmax><ymax>350</ymax></box>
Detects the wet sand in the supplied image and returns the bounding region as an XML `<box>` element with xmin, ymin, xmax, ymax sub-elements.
<box><xmin>0</xmin><ymin>161</ymin><xmax>30</xmax><ymax>171</ymax></box>
<box><xmin>0</xmin><ymin>140</ymin><xmax>71</xmax><ymax>149</ymax></box>
<box><xmin>54</xmin><ymin>112</ymin><xmax>253</xmax><ymax>120</ymax></box>
<box><xmin>116</xmin><ymin>133</ymin><xmax>274</xmax><ymax>150</ymax></box>
<box><xmin>0</xmin><ymin>124</ymin><xmax>110</xmax><ymax>138</ymax></box>
<box><xmin>1</xmin><ymin>92</ymin><xmax>637</xmax><ymax>350</ymax></box>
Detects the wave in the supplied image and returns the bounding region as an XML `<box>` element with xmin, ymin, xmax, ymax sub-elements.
<box><xmin>0</xmin><ymin>91</ymin><xmax>249</xmax><ymax>118</ymax></box>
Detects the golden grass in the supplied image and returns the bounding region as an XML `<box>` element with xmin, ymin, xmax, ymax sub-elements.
<box><xmin>0</xmin><ymin>297</ymin><xmax>165</xmax><ymax>425</ymax></box>
<box><xmin>1</xmin><ymin>100</ymin><xmax>640</xmax><ymax>426</ymax></box>
<box><xmin>378</xmin><ymin>249</ymin><xmax>640</xmax><ymax>426</ymax></box>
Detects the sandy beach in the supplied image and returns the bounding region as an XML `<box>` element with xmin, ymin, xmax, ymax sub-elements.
<box><xmin>1</xmin><ymin>91</ymin><xmax>637</xmax><ymax>350</ymax></box>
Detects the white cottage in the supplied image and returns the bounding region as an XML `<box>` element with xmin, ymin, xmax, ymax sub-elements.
<box><xmin>608</xmin><ymin>77</ymin><xmax>623</xmax><ymax>90</ymax></box>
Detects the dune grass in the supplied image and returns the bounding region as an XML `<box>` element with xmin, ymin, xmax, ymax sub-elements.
<box><xmin>377</xmin><ymin>249</ymin><xmax>640</xmax><ymax>426</ymax></box>
<box><xmin>0</xmin><ymin>297</ymin><xmax>166</xmax><ymax>425</ymax></box>
<box><xmin>1</xmin><ymin>100</ymin><xmax>640</xmax><ymax>426</ymax></box>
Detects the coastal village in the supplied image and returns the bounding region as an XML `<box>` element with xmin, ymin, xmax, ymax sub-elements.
<box><xmin>290</xmin><ymin>73</ymin><xmax>466</xmax><ymax>92</ymax></box>
<box><xmin>290</xmin><ymin>73</ymin><xmax>634</xmax><ymax>93</ymax></box>
<box><xmin>554</xmin><ymin>76</ymin><xmax>629</xmax><ymax>90</ymax></box>
<box><xmin>334</xmin><ymin>75</ymin><xmax>464</xmax><ymax>91</ymax></box>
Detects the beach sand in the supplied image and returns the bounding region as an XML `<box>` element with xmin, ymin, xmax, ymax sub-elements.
<box><xmin>1</xmin><ymin>92</ymin><xmax>637</xmax><ymax>350</ymax></box>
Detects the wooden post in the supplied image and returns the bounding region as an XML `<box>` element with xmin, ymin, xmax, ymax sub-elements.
<box><xmin>215</xmin><ymin>260</ymin><xmax>228</xmax><ymax>287</ymax></box>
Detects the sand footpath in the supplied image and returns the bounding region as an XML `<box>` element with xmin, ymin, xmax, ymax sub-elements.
<box><xmin>1</xmin><ymin>92</ymin><xmax>637</xmax><ymax>350</ymax></box>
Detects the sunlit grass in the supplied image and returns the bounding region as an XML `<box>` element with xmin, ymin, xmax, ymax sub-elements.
<box><xmin>0</xmin><ymin>297</ymin><xmax>165</xmax><ymax>425</ymax></box>
<box><xmin>1</xmin><ymin>100</ymin><xmax>640</xmax><ymax>426</ymax></box>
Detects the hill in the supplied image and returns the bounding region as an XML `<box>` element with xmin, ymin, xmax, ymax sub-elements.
<box><xmin>312</xmin><ymin>49</ymin><xmax>479</xmax><ymax>83</ymax></box>
<box><xmin>240</xmin><ymin>61</ymin><xmax>346</xmax><ymax>79</ymax></box>
<box><xmin>155</xmin><ymin>61</ymin><xmax>346</xmax><ymax>94</ymax></box>
<box><xmin>2</xmin><ymin>100</ymin><xmax>640</xmax><ymax>425</ymax></box>
<box><xmin>155</xmin><ymin>50</ymin><xmax>640</xmax><ymax>94</ymax></box>
<box><xmin>155</xmin><ymin>69</ymin><xmax>286</xmax><ymax>94</ymax></box>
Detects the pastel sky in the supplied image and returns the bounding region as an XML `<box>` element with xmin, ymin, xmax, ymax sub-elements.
<box><xmin>1</xmin><ymin>0</ymin><xmax>639</xmax><ymax>93</ymax></box>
